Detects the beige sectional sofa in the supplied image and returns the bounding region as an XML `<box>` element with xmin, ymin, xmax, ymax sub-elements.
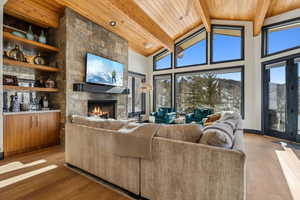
<box><xmin>66</xmin><ymin>115</ymin><xmax>245</xmax><ymax>200</ymax></box>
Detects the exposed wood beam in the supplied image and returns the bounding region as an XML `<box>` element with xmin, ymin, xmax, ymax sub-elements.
<box><xmin>253</xmin><ymin>0</ymin><xmax>272</xmax><ymax>36</ymax></box>
<box><xmin>108</xmin><ymin>0</ymin><xmax>174</xmax><ymax>52</ymax></box>
<box><xmin>3</xmin><ymin>0</ymin><xmax>8</xmax><ymax>6</ymax></box>
<box><xmin>4</xmin><ymin>0</ymin><xmax>59</xmax><ymax>28</ymax></box>
<box><xmin>195</xmin><ymin>0</ymin><xmax>211</xmax><ymax>32</ymax></box>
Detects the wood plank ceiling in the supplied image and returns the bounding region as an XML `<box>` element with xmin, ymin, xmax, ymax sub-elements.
<box><xmin>4</xmin><ymin>0</ymin><xmax>300</xmax><ymax>56</ymax></box>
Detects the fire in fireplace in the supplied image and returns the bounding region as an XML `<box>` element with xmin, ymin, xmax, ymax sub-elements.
<box><xmin>88</xmin><ymin>100</ymin><xmax>117</xmax><ymax>119</ymax></box>
<box><xmin>91</xmin><ymin>106</ymin><xmax>109</xmax><ymax>118</ymax></box>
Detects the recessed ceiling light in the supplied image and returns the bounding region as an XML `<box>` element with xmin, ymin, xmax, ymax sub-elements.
<box><xmin>144</xmin><ymin>42</ymin><xmax>153</xmax><ymax>49</ymax></box>
<box><xmin>109</xmin><ymin>21</ymin><xmax>117</xmax><ymax>26</ymax></box>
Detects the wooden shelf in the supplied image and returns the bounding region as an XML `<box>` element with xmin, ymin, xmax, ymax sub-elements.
<box><xmin>3</xmin><ymin>58</ymin><xmax>60</xmax><ymax>72</ymax></box>
<box><xmin>3</xmin><ymin>32</ymin><xmax>59</xmax><ymax>52</ymax></box>
<box><xmin>4</xmin><ymin>85</ymin><xmax>59</xmax><ymax>92</ymax></box>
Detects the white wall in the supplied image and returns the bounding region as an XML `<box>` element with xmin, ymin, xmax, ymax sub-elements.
<box><xmin>128</xmin><ymin>49</ymin><xmax>151</xmax><ymax>115</ymax></box>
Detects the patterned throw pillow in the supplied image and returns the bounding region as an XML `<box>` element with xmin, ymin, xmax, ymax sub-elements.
<box><xmin>199</xmin><ymin>112</ymin><xmax>241</xmax><ymax>148</ymax></box>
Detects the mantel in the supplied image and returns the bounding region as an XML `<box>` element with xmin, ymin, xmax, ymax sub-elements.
<box><xmin>73</xmin><ymin>83</ymin><xmax>130</xmax><ymax>94</ymax></box>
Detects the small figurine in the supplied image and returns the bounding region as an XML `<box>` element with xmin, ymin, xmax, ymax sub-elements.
<box><xmin>10</xmin><ymin>93</ymin><xmax>20</xmax><ymax>112</ymax></box>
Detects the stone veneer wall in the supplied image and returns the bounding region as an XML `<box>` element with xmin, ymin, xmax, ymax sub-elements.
<box><xmin>53</xmin><ymin>8</ymin><xmax>128</xmax><ymax>142</ymax></box>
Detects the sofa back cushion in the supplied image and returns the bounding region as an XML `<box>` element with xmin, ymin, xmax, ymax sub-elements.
<box><xmin>156</xmin><ymin>124</ymin><xmax>203</xmax><ymax>143</ymax></box>
<box><xmin>71</xmin><ymin>115</ymin><xmax>128</xmax><ymax>130</ymax></box>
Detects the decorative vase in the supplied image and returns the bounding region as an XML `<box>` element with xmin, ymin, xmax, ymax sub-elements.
<box><xmin>33</xmin><ymin>53</ymin><xmax>46</xmax><ymax>65</ymax></box>
<box><xmin>26</xmin><ymin>25</ymin><xmax>34</xmax><ymax>41</ymax></box>
<box><xmin>38</xmin><ymin>30</ymin><xmax>47</xmax><ymax>44</ymax></box>
<box><xmin>8</xmin><ymin>45</ymin><xmax>26</xmax><ymax>62</ymax></box>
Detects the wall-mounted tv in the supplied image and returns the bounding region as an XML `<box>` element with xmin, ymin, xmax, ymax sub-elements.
<box><xmin>86</xmin><ymin>53</ymin><xmax>124</xmax><ymax>87</ymax></box>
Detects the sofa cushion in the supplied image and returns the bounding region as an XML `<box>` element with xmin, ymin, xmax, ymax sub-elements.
<box><xmin>199</xmin><ymin>112</ymin><xmax>242</xmax><ymax>148</ymax></box>
<box><xmin>71</xmin><ymin>115</ymin><xmax>128</xmax><ymax>130</ymax></box>
<box><xmin>156</xmin><ymin>124</ymin><xmax>203</xmax><ymax>143</ymax></box>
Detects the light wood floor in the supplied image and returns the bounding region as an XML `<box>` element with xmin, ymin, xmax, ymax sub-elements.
<box><xmin>0</xmin><ymin>133</ymin><xmax>299</xmax><ymax>200</ymax></box>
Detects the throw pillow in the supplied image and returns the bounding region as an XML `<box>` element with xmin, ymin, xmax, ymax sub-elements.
<box><xmin>199</xmin><ymin>121</ymin><xmax>235</xmax><ymax>148</ymax></box>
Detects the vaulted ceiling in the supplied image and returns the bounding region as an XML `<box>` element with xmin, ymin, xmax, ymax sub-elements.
<box><xmin>4</xmin><ymin>0</ymin><xmax>300</xmax><ymax>56</ymax></box>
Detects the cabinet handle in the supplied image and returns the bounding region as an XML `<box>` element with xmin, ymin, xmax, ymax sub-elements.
<box><xmin>36</xmin><ymin>116</ymin><xmax>39</xmax><ymax>127</ymax></box>
<box><xmin>30</xmin><ymin>116</ymin><xmax>33</xmax><ymax>128</ymax></box>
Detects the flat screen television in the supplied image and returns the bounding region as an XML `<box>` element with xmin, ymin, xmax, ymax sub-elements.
<box><xmin>85</xmin><ymin>53</ymin><xmax>124</xmax><ymax>87</ymax></box>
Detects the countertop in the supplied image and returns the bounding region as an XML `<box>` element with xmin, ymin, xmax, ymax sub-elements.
<box><xmin>3</xmin><ymin>110</ymin><xmax>61</xmax><ymax>115</ymax></box>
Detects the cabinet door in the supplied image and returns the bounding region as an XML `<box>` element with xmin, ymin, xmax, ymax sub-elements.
<box><xmin>4</xmin><ymin>114</ymin><xmax>31</xmax><ymax>156</ymax></box>
<box><xmin>39</xmin><ymin>112</ymin><xmax>60</xmax><ymax>146</ymax></box>
<box><xmin>4</xmin><ymin>112</ymin><xmax>60</xmax><ymax>157</ymax></box>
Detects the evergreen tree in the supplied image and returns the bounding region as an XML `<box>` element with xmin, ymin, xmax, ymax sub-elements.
<box><xmin>184</xmin><ymin>72</ymin><xmax>220</xmax><ymax>111</ymax></box>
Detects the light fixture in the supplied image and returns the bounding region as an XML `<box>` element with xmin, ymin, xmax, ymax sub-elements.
<box><xmin>143</xmin><ymin>42</ymin><xmax>153</xmax><ymax>49</ymax></box>
<box><xmin>109</xmin><ymin>21</ymin><xmax>117</xmax><ymax>27</ymax></box>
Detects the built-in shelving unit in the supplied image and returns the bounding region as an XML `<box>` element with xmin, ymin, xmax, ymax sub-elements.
<box><xmin>3</xmin><ymin>58</ymin><xmax>60</xmax><ymax>72</ymax></box>
<box><xmin>3</xmin><ymin>31</ymin><xmax>59</xmax><ymax>52</ymax></box>
<box><xmin>2</xmin><ymin>14</ymin><xmax>62</xmax><ymax>158</ymax></box>
<box><xmin>4</xmin><ymin>85</ymin><xmax>60</xmax><ymax>92</ymax></box>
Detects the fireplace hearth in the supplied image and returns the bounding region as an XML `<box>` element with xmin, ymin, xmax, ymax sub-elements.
<box><xmin>88</xmin><ymin>100</ymin><xmax>117</xmax><ymax>119</ymax></box>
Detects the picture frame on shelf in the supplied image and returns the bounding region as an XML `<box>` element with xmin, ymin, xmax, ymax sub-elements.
<box><xmin>3</xmin><ymin>75</ymin><xmax>18</xmax><ymax>86</ymax></box>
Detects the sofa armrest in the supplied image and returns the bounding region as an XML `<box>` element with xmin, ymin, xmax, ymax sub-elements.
<box><xmin>166</xmin><ymin>112</ymin><xmax>176</xmax><ymax>116</ymax></box>
<box><xmin>141</xmin><ymin>137</ymin><xmax>246</xmax><ymax>200</ymax></box>
<box><xmin>65</xmin><ymin>123</ymin><xmax>140</xmax><ymax>194</ymax></box>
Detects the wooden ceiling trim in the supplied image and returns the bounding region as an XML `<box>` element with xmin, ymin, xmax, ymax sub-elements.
<box><xmin>4</xmin><ymin>0</ymin><xmax>60</xmax><ymax>28</ymax></box>
<box><xmin>254</xmin><ymin>0</ymin><xmax>273</xmax><ymax>36</ymax></box>
<box><xmin>195</xmin><ymin>0</ymin><xmax>211</xmax><ymax>32</ymax></box>
<box><xmin>109</xmin><ymin>0</ymin><xmax>174</xmax><ymax>52</ymax></box>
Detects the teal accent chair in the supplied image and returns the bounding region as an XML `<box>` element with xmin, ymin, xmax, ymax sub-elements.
<box><xmin>185</xmin><ymin>108</ymin><xmax>214</xmax><ymax>124</ymax></box>
<box><xmin>151</xmin><ymin>107</ymin><xmax>176</xmax><ymax>124</ymax></box>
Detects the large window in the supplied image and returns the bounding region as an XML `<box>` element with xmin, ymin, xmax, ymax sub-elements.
<box><xmin>262</xmin><ymin>18</ymin><xmax>300</xmax><ymax>57</ymax></box>
<box><xmin>211</xmin><ymin>25</ymin><xmax>244</xmax><ymax>63</ymax></box>
<box><xmin>153</xmin><ymin>50</ymin><xmax>172</xmax><ymax>71</ymax></box>
<box><xmin>175</xmin><ymin>67</ymin><xmax>244</xmax><ymax>116</ymax></box>
<box><xmin>128</xmin><ymin>72</ymin><xmax>146</xmax><ymax>117</ymax></box>
<box><xmin>153</xmin><ymin>74</ymin><xmax>172</xmax><ymax>111</ymax></box>
<box><xmin>175</xmin><ymin>29</ymin><xmax>207</xmax><ymax>67</ymax></box>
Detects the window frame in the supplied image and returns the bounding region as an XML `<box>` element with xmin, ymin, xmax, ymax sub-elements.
<box><xmin>174</xmin><ymin>28</ymin><xmax>208</xmax><ymax>68</ymax></box>
<box><xmin>153</xmin><ymin>49</ymin><xmax>173</xmax><ymax>71</ymax></box>
<box><xmin>128</xmin><ymin>71</ymin><xmax>146</xmax><ymax>118</ymax></box>
<box><xmin>174</xmin><ymin>66</ymin><xmax>245</xmax><ymax>118</ymax></box>
<box><xmin>153</xmin><ymin>73</ymin><xmax>173</xmax><ymax>111</ymax></box>
<box><xmin>262</xmin><ymin>17</ymin><xmax>300</xmax><ymax>58</ymax></box>
<box><xmin>210</xmin><ymin>24</ymin><xmax>245</xmax><ymax>64</ymax></box>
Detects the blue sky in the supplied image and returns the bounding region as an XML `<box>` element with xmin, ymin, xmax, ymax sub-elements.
<box><xmin>268</xmin><ymin>27</ymin><xmax>300</xmax><ymax>54</ymax></box>
<box><xmin>270</xmin><ymin>66</ymin><xmax>285</xmax><ymax>84</ymax></box>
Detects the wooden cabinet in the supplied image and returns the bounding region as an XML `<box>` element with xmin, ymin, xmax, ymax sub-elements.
<box><xmin>4</xmin><ymin>112</ymin><xmax>60</xmax><ymax>157</ymax></box>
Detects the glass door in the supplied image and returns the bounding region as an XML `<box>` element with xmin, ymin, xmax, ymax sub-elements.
<box><xmin>263</xmin><ymin>59</ymin><xmax>299</xmax><ymax>142</ymax></box>
<box><xmin>296</xmin><ymin>58</ymin><xmax>300</xmax><ymax>142</ymax></box>
<box><xmin>264</xmin><ymin>62</ymin><xmax>287</xmax><ymax>136</ymax></box>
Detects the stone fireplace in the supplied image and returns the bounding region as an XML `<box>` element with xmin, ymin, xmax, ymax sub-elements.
<box><xmin>88</xmin><ymin>100</ymin><xmax>117</xmax><ymax>119</ymax></box>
